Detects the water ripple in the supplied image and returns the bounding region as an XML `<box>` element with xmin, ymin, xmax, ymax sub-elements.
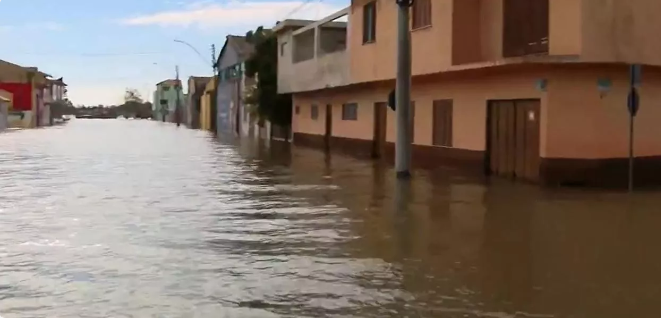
<box><xmin>1</xmin><ymin>120</ymin><xmax>660</xmax><ymax>317</ymax></box>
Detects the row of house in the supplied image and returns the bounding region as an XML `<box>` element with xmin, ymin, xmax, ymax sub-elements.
<box><xmin>271</xmin><ymin>0</ymin><xmax>661</xmax><ymax>188</ymax></box>
<box><xmin>181</xmin><ymin>35</ymin><xmax>258</xmax><ymax>139</ymax></box>
<box><xmin>172</xmin><ymin>0</ymin><xmax>661</xmax><ymax>188</ymax></box>
<box><xmin>0</xmin><ymin>58</ymin><xmax>67</xmax><ymax>130</ymax></box>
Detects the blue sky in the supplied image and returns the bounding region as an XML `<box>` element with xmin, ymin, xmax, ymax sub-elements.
<box><xmin>0</xmin><ymin>0</ymin><xmax>347</xmax><ymax>105</ymax></box>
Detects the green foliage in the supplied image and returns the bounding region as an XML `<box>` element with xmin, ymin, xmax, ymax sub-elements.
<box><xmin>244</xmin><ymin>26</ymin><xmax>292</xmax><ymax>127</ymax></box>
<box><xmin>50</xmin><ymin>98</ymin><xmax>76</xmax><ymax>117</ymax></box>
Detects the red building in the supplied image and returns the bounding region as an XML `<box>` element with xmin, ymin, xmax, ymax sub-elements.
<box><xmin>0</xmin><ymin>83</ymin><xmax>32</xmax><ymax>111</ymax></box>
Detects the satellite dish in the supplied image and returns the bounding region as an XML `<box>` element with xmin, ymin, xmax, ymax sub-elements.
<box><xmin>387</xmin><ymin>89</ymin><xmax>396</xmax><ymax>111</ymax></box>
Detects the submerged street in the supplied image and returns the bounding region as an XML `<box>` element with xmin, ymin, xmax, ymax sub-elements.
<box><xmin>1</xmin><ymin>120</ymin><xmax>661</xmax><ymax>317</ymax></box>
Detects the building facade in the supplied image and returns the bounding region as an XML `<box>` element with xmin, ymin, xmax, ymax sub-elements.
<box><xmin>0</xmin><ymin>60</ymin><xmax>48</xmax><ymax>128</ymax></box>
<box><xmin>0</xmin><ymin>89</ymin><xmax>11</xmax><ymax>131</ymax></box>
<box><xmin>200</xmin><ymin>77</ymin><xmax>217</xmax><ymax>131</ymax></box>
<box><xmin>186</xmin><ymin>76</ymin><xmax>211</xmax><ymax>129</ymax></box>
<box><xmin>276</xmin><ymin>0</ymin><xmax>661</xmax><ymax>188</ymax></box>
<box><xmin>215</xmin><ymin>35</ymin><xmax>255</xmax><ymax>137</ymax></box>
<box><xmin>153</xmin><ymin>79</ymin><xmax>182</xmax><ymax>122</ymax></box>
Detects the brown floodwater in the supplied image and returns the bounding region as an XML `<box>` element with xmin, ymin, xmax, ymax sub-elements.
<box><xmin>0</xmin><ymin>119</ymin><xmax>659</xmax><ymax>318</ymax></box>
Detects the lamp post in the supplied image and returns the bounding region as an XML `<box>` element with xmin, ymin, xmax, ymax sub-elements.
<box><xmin>173</xmin><ymin>39</ymin><xmax>214</xmax><ymax>74</ymax></box>
<box><xmin>395</xmin><ymin>0</ymin><xmax>414</xmax><ymax>179</ymax></box>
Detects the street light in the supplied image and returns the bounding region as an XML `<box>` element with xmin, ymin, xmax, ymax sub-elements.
<box><xmin>173</xmin><ymin>39</ymin><xmax>212</xmax><ymax>68</ymax></box>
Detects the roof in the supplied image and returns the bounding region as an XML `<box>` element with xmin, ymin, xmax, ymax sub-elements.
<box><xmin>229</xmin><ymin>35</ymin><xmax>255</xmax><ymax>59</ymax></box>
<box><xmin>187</xmin><ymin>76</ymin><xmax>212</xmax><ymax>95</ymax></box>
<box><xmin>215</xmin><ymin>35</ymin><xmax>256</xmax><ymax>68</ymax></box>
<box><xmin>272</xmin><ymin>19</ymin><xmax>315</xmax><ymax>34</ymax></box>
<box><xmin>189</xmin><ymin>76</ymin><xmax>211</xmax><ymax>86</ymax></box>
<box><xmin>156</xmin><ymin>79</ymin><xmax>181</xmax><ymax>87</ymax></box>
<box><xmin>47</xmin><ymin>77</ymin><xmax>67</xmax><ymax>87</ymax></box>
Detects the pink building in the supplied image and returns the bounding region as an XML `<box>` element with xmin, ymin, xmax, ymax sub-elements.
<box><xmin>275</xmin><ymin>0</ymin><xmax>661</xmax><ymax>188</ymax></box>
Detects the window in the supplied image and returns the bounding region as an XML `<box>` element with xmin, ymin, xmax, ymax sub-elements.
<box><xmin>162</xmin><ymin>85</ymin><xmax>170</xmax><ymax>91</ymax></box>
<box><xmin>362</xmin><ymin>1</ymin><xmax>376</xmax><ymax>44</ymax></box>
<box><xmin>432</xmin><ymin>100</ymin><xmax>453</xmax><ymax>147</ymax></box>
<box><xmin>342</xmin><ymin>103</ymin><xmax>358</xmax><ymax>121</ymax></box>
<box><xmin>311</xmin><ymin>104</ymin><xmax>319</xmax><ymax>120</ymax></box>
<box><xmin>295</xmin><ymin>105</ymin><xmax>300</xmax><ymax>115</ymax></box>
<box><xmin>412</xmin><ymin>0</ymin><xmax>432</xmax><ymax>29</ymax></box>
<box><xmin>160</xmin><ymin>99</ymin><xmax>167</xmax><ymax>105</ymax></box>
<box><xmin>503</xmin><ymin>0</ymin><xmax>549</xmax><ymax>57</ymax></box>
<box><xmin>281</xmin><ymin>42</ymin><xmax>287</xmax><ymax>56</ymax></box>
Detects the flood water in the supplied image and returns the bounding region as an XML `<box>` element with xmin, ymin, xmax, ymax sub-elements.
<box><xmin>1</xmin><ymin>119</ymin><xmax>660</xmax><ymax>318</ymax></box>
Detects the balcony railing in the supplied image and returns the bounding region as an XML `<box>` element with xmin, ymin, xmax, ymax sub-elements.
<box><xmin>282</xmin><ymin>7</ymin><xmax>350</xmax><ymax>93</ymax></box>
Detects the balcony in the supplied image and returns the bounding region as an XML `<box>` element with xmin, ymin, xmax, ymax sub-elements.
<box><xmin>451</xmin><ymin>0</ymin><xmax>553</xmax><ymax>66</ymax></box>
<box><xmin>276</xmin><ymin>8</ymin><xmax>350</xmax><ymax>94</ymax></box>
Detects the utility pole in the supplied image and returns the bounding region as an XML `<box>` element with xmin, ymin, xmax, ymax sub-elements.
<box><xmin>627</xmin><ymin>64</ymin><xmax>641</xmax><ymax>192</ymax></box>
<box><xmin>395</xmin><ymin>0</ymin><xmax>414</xmax><ymax>179</ymax></box>
<box><xmin>211</xmin><ymin>44</ymin><xmax>217</xmax><ymax>75</ymax></box>
<box><xmin>175</xmin><ymin>65</ymin><xmax>181</xmax><ymax>127</ymax></box>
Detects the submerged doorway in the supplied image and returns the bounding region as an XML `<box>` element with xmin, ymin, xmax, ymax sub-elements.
<box><xmin>487</xmin><ymin>99</ymin><xmax>541</xmax><ymax>182</ymax></box>
<box><xmin>324</xmin><ymin>104</ymin><xmax>333</xmax><ymax>151</ymax></box>
<box><xmin>372</xmin><ymin>102</ymin><xmax>387</xmax><ymax>158</ymax></box>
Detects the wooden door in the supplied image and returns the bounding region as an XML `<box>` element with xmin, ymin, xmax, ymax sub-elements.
<box><xmin>324</xmin><ymin>104</ymin><xmax>333</xmax><ymax>150</ymax></box>
<box><xmin>372</xmin><ymin>102</ymin><xmax>387</xmax><ymax>158</ymax></box>
<box><xmin>491</xmin><ymin>101</ymin><xmax>516</xmax><ymax>178</ymax></box>
<box><xmin>520</xmin><ymin>100</ymin><xmax>541</xmax><ymax>181</ymax></box>
<box><xmin>488</xmin><ymin>100</ymin><xmax>540</xmax><ymax>181</ymax></box>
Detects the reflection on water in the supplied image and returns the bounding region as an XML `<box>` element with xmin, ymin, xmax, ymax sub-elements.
<box><xmin>0</xmin><ymin>119</ymin><xmax>660</xmax><ymax>317</ymax></box>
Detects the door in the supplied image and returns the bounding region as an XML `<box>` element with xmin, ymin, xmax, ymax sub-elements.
<box><xmin>372</xmin><ymin>102</ymin><xmax>387</xmax><ymax>158</ymax></box>
<box><xmin>520</xmin><ymin>100</ymin><xmax>541</xmax><ymax>181</ymax></box>
<box><xmin>324</xmin><ymin>104</ymin><xmax>333</xmax><ymax>150</ymax></box>
<box><xmin>488</xmin><ymin>100</ymin><xmax>541</xmax><ymax>182</ymax></box>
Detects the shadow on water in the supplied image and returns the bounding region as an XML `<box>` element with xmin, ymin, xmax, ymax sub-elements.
<box><xmin>1</xmin><ymin>120</ymin><xmax>661</xmax><ymax>317</ymax></box>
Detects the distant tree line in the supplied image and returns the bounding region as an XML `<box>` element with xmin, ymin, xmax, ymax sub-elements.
<box><xmin>51</xmin><ymin>88</ymin><xmax>153</xmax><ymax>118</ymax></box>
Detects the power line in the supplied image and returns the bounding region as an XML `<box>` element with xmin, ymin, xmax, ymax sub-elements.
<box><xmin>280</xmin><ymin>0</ymin><xmax>316</xmax><ymax>20</ymax></box>
<box><xmin>13</xmin><ymin>52</ymin><xmax>169</xmax><ymax>57</ymax></box>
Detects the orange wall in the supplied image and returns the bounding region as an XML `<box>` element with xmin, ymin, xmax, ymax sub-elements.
<box><xmin>349</xmin><ymin>0</ymin><xmax>453</xmax><ymax>83</ymax></box>
<box><xmin>294</xmin><ymin>69</ymin><xmax>547</xmax><ymax>154</ymax></box>
<box><xmin>546</xmin><ymin>66</ymin><xmax>661</xmax><ymax>159</ymax></box>
<box><xmin>348</xmin><ymin>0</ymin><xmax>588</xmax><ymax>85</ymax></box>
<box><xmin>581</xmin><ymin>0</ymin><xmax>661</xmax><ymax>65</ymax></box>
<box><xmin>293</xmin><ymin>65</ymin><xmax>661</xmax><ymax>160</ymax></box>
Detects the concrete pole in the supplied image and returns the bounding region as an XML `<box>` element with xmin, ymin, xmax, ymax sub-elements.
<box><xmin>395</xmin><ymin>0</ymin><xmax>413</xmax><ymax>179</ymax></box>
<box><xmin>175</xmin><ymin>65</ymin><xmax>181</xmax><ymax>127</ymax></box>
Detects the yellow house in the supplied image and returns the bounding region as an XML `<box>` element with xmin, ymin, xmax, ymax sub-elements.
<box><xmin>200</xmin><ymin>77</ymin><xmax>217</xmax><ymax>131</ymax></box>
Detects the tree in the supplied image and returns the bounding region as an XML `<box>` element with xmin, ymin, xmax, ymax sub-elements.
<box><xmin>117</xmin><ymin>88</ymin><xmax>152</xmax><ymax>118</ymax></box>
<box><xmin>244</xmin><ymin>26</ymin><xmax>292</xmax><ymax>128</ymax></box>
<box><xmin>124</xmin><ymin>88</ymin><xmax>144</xmax><ymax>103</ymax></box>
<box><xmin>50</xmin><ymin>98</ymin><xmax>76</xmax><ymax>117</ymax></box>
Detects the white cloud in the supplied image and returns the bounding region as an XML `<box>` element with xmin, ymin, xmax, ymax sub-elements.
<box><xmin>119</xmin><ymin>0</ymin><xmax>347</xmax><ymax>29</ymax></box>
